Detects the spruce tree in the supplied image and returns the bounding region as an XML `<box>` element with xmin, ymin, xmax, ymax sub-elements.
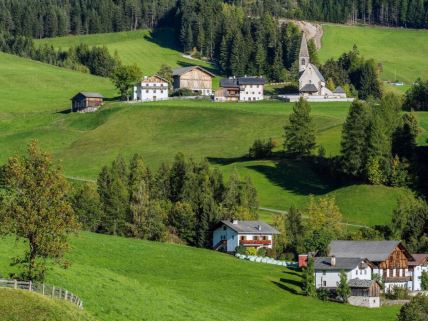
<box><xmin>303</xmin><ymin>256</ymin><xmax>316</xmax><ymax>297</ymax></box>
<box><xmin>284</xmin><ymin>97</ymin><xmax>316</xmax><ymax>157</ymax></box>
<box><xmin>340</xmin><ymin>100</ymin><xmax>370</xmax><ymax>176</ymax></box>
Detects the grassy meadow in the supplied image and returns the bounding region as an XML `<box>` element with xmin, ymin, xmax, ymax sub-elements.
<box><xmin>36</xmin><ymin>29</ymin><xmax>216</xmax><ymax>77</ymax></box>
<box><xmin>0</xmin><ymin>232</ymin><xmax>401</xmax><ymax>321</ymax></box>
<box><xmin>319</xmin><ymin>24</ymin><xmax>428</xmax><ymax>84</ymax></box>
<box><xmin>0</xmin><ymin>288</ymin><xmax>95</xmax><ymax>321</ymax></box>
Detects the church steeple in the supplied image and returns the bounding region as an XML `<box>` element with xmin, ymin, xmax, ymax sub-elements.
<box><xmin>299</xmin><ymin>33</ymin><xmax>310</xmax><ymax>73</ymax></box>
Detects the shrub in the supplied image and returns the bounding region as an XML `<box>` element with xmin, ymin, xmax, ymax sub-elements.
<box><xmin>317</xmin><ymin>288</ymin><xmax>331</xmax><ymax>301</ymax></box>
<box><xmin>172</xmin><ymin>88</ymin><xmax>200</xmax><ymax>97</ymax></box>
<box><xmin>257</xmin><ymin>247</ymin><xmax>267</xmax><ymax>257</ymax></box>
<box><xmin>403</xmin><ymin>78</ymin><xmax>428</xmax><ymax>111</ymax></box>
<box><xmin>245</xmin><ymin>247</ymin><xmax>257</xmax><ymax>256</ymax></box>
<box><xmin>386</xmin><ymin>286</ymin><xmax>410</xmax><ymax>300</ymax></box>
<box><xmin>248</xmin><ymin>138</ymin><xmax>274</xmax><ymax>159</ymax></box>
<box><xmin>421</xmin><ymin>271</ymin><xmax>428</xmax><ymax>291</ymax></box>
<box><xmin>396</xmin><ymin>294</ymin><xmax>428</xmax><ymax>321</ymax></box>
<box><xmin>235</xmin><ymin>245</ymin><xmax>246</xmax><ymax>255</ymax></box>
<box><xmin>265</xmin><ymin>248</ymin><xmax>275</xmax><ymax>258</ymax></box>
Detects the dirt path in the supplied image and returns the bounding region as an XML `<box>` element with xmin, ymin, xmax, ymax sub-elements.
<box><xmin>279</xmin><ymin>19</ymin><xmax>324</xmax><ymax>50</ymax></box>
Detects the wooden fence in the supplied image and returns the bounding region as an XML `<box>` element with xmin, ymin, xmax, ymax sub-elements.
<box><xmin>0</xmin><ymin>278</ymin><xmax>83</xmax><ymax>309</ymax></box>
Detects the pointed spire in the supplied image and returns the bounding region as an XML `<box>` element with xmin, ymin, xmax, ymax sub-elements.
<box><xmin>299</xmin><ymin>33</ymin><xmax>309</xmax><ymax>58</ymax></box>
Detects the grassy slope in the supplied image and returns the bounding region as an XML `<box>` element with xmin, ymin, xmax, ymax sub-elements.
<box><xmin>0</xmin><ymin>52</ymin><xmax>115</xmax><ymax>113</ymax></box>
<box><xmin>0</xmin><ymin>288</ymin><xmax>95</xmax><ymax>321</ymax></box>
<box><xmin>319</xmin><ymin>24</ymin><xmax>428</xmax><ymax>84</ymax></box>
<box><xmin>0</xmin><ymin>232</ymin><xmax>400</xmax><ymax>321</ymax></box>
<box><xmin>36</xmin><ymin>29</ymin><xmax>216</xmax><ymax>77</ymax></box>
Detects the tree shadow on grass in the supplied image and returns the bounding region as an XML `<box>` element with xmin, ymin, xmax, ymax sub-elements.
<box><xmin>282</xmin><ymin>270</ymin><xmax>302</xmax><ymax>278</ymax></box>
<box><xmin>272</xmin><ymin>278</ymin><xmax>304</xmax><ymax>296</ymax></box>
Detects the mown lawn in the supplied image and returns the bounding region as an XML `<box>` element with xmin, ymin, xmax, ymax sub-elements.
<box><xmin>0</xmin><ymin>288</ymin><xmax>95</xmax><ymax>321</ymax></box>
<box><xmin>0</xmin><ymin>233</ymin><xmax>401</xmax><ymax>321</ymax></box>
<box><xmin>319</xmin><ymin>24</ymin><xmax>428</xmax><ymax>84</ymax></box>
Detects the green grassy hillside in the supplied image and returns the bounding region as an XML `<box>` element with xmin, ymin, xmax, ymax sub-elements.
<box><xmin>0</xmin><ymin>288</ymin><xmax>95</xmax><ymax>321</ymax></box>
<box><xmin>319</xmin><ymin>24</ymin><xmax>428</xmax><ymax>84</ymax></box>
<box><xmin>0</xmin><ymin>52</ymin><xmax>115</xmax><ymax>113</ymax></box>
<box><xmin>36</xmin><ymin>29</ymin><xmax>215</xmax><ymax>76</ymax></box>
<box><xmin>0</xmin><ymin>232</ymin><xmax>401</xmax><ymax>321</ymax></box>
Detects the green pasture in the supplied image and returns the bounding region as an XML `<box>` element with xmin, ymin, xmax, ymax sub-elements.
<box><xmin>36</xmin><ymin>29</ymin><xmax>217</xmax><ymax>77</ymax></box>
<box><xmin>0</xmin><ymin>233</ymin><xmax>401</xmax><ymax>321</ymax></box>
<box><xmin>319</xmin><ymin>24</ymin><xmax>428</xmax><ymax>84</ymax></box>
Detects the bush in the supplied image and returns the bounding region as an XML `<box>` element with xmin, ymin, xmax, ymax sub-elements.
<box><xmin>396</xmin><ymin>294</ymin><xmax>428</xmax><ymax>321</ymax></box>
<box><xmin>317</xmin><ymin>288</ymin><xmax>331</xmax><ymax>301</ymax></box>
<box><xmin>265</xmin><ymin>248</ymin><xmax>275</xmax><ymax>258</ymax></box>
<box><xmin>403</xmin><ymin>78</ymin><xmax>428</xmax><ymax>111</ymax></box>
<box><xmin>172</xmin><ymin>88</ymin><xmax>200</xmax><ymax>97</ymax></box>
<box><xmin>257</xmin><ymin>247</ymin><xmax>267</xmax><ymax>257</ymax></box>
<box><xmin>235</xmin><ymin>245</ymin><xmax>246</xmax><ymax>255</ymax></box>
<box><xmin>386</xmin><ymin>286</ymin><xmax>410</xmax><ymax>300</ymax></box>
<box><xmin>249</xmin><ymin>138</ymin><xmax>274</xmax><ymax>159</ymax></box>
<box><xmin>245</xmin><ymin>247</ymin><xmax>257</xmax><ymax>256</ymax></box>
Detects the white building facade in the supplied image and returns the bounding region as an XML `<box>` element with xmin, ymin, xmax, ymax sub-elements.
<box><xmin>133</xmin><ymin>75</ymin><xmax>169</xmax><ymax>102</ymax></box>
<box><xmin>212</xmin><ymin>220</ymin><xmax>279</xmax><ymax>252</ymax></box>
<box><xmin>215</xmin><ymin>77</ymin><xmax>265</xmax><ymax>102</ymax></box>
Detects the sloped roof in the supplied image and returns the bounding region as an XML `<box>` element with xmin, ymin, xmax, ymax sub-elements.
<box><xmin>72</xmin><ymin>92</ymin><xmax>104</xmax><ymax>100</ymax></box>
<box><xmin>309</xmin><ymin>64</ymin><xmax>325</xmax><ymax>82</ymax></box>
<box><xmin>172</xmin><ymin>66</ymin><xmax>215</xmax><ymax>77</ymax></box>
<box><xmin>141</xmin><ymin>75</ymin><xmax>168</xmax><ymax>83</ymax></box>
<box><xmin>299</xmin><ymin>33</ymin><xmax>309</xmax><ymax>58</ymax></box>
<box><xmin>220</xmin><ymin>77</ymin><xmax>265</xmax><ymax>87</ymax></box>
<box><xmin>300</xmin><ymin>83</ymin><xmax>318</xmax><ymax>93</ymax></box>
<box><xmin>348</xmin><ymin>279</ymin><xmax>377</xmax><ymax>288</ymax></box>
<box><xmin>334</xmin><ymin>86</ymin><xmax>345</xmax><ymax>94</ymax></box>
<box><xmin>314</xmin><ymin>257</ymin><xmax>364</xmax><ymax>270</ymax></box>
<box><xmin>329</xmin><ymin>241</ymin><xmax>404</xmax><ymax>262</ymax></box>
<box><xmin>219</xmin><ymin>220</ymin><xmax>280</xmax><ymax>235</ymax></box>
<box><xmin>408</xmin><ymin>254</ymin><xmax>428</xmax><ymax>266</ymax></box>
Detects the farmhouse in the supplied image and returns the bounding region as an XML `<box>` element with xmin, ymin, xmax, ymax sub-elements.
<box><xmin>214</xmin><ymin>76</ymin><xmax>265</xmax><ymax>102</ymax></box>
<box><xmin>212</xmin><ymin>220</ymin><xmax>279</xmax><ymax>253</ymax></box>
<box><xmin>172</xmin><ymin>66</ymin><xmax>215</xmax><ymax>96</ymax></box>
<box><xmin>329</xmin><ymin>240</ymin><xmax>419</xmax><ymax>291</ymax></box>
<box><xmin>408</xmin><ymin>254</ymin><xmax>428</xmax><ymax>291</ymax></box>
<box><xmin>71</xmin><ymin>92</ymin><xmax>104</xmax><ymax>112</ymax></box>
<box><xmin>314</xmin><ymin>256</ymin><xmax>381</xmax><ymax>308</ymax></box>
<box><xmin>133</xmin><ymin>75</ymin><xmax>169</xmax><ymax>102</ymax></box>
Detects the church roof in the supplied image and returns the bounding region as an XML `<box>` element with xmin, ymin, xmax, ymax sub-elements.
<box><xmin>299</xmin><ymin>33</ymin><xmax>309</xmax><ymax>58</ymax></box>
<box><xmin>300</xmin><ymin>83</ymin><xmax>318</xmax><ymax>93</ymax></box>
<box><xmin>310</xmin><ymin>64</ymin><xmax>325</xmax><ymax>82</ymax></box>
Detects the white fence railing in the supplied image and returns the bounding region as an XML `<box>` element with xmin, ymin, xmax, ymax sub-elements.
<box><xmin>0</xmin><ymin>278</ymin><xmax>83</xmax><ymax>309</ymax></box>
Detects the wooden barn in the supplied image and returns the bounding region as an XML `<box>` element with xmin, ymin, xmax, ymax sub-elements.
<box><xmin>71</xmin><ymin>92</ymin><xmax>104</xmax><ymax>113</ymax></box>
<box><xmin>172</xmin><ymin>66</ymin><xmax>215</xmax><ymax>96</ymax></box>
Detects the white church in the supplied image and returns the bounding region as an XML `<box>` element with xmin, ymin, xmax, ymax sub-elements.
<box><xmin>283</xmin><ymin>34</ymin><xmax>353</xmax><ymax>102</ymax></box>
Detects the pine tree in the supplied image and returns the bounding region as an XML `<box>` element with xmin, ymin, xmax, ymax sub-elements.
<box><xmin>341</xmin><ymin>100</ymin><xmax>371</xmax><ymax>176</ymax></box>
<box><xmin>303</xmin><ymin>256</ymin><xmax>316</xmax><ymax>297</ymax></box>
<box><xmin>284</xmin><ymin>98</ymin><xmax>316</xmax><ymax>157</ymax></box>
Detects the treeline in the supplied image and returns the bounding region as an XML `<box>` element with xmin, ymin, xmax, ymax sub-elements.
<box><xmin>72</xmin><ymin>153</ymin><xmax>258</xmax><ymax>248</ymax></box>
<box><xmin>0</xmin><ymin>0</ymin><xmax>176</xmax><ymax>38</ymax></box>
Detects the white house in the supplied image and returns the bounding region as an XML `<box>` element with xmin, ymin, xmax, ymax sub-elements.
<box><xmin>409</xmin><ymin>254</ymin><xmax>428</xmax><ymax>291</ymax></box>
<box><xmin>212</xmin><ymin>220</ymin><xmax>279</xmax><ymax>252</ymax></box>
<box><xmin>314</xmin><ymin>256</ymin><xmax>381</xmax><ymax>308</ymax></box>
<box><xmin>133</xmin><ymin>75</ymin><xmax>169</xmax><ymax>102</ymax></box>
<box><xmin>214</xmin><ymin>77</ymin><xmax>265</xmax><ymax>102</ymax></box>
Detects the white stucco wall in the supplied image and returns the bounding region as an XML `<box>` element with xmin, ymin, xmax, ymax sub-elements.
<box><xmin>315</xmin><ymin>265</ymin><xmax>372</xmax><ymax>288</ymax></box>
<box><xmin>133</xmin><ymin>81</ymin><xmax>169</xmax><ymax>101</ymax></box>
<box><xmin>413</xmin><ymin>265</ymin><xmax>428</xmax><ymax>291</ymax></box>
<box><xmin>213</xmin><ymin>226</ymin><xmax>239</xmax><ymax>252</ymax></box>
<box><xmin>348</xmin><ymin>296</ymin><xmax>380</xmax><ymax>308</ymax></box>
<box><xmin>299</xmin><ymin>65</ymin><xmax>323</xmax><ymax>94</ymax></box>
<box><xmin>239</xmin><ymin>85</ymin><xmax>264</xmax><ymax>101</ymax></box>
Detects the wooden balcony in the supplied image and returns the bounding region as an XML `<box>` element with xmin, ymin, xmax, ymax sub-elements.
<box><xmin>239</xmin><ymin>240</ymin><xmax>271</xmax><ymax>245</ymax></box>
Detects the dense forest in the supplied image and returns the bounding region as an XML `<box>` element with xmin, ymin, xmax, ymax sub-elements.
<box><xmin>0</xmin><ymin>0</ymin><xmax>427</xmax><ymax>40</ymax></box>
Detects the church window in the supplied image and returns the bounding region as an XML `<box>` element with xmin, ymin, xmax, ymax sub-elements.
<box><xmin>301</xmin><ymin>58</ymin><xmax>305</xmax><ymax>65</ymax></box>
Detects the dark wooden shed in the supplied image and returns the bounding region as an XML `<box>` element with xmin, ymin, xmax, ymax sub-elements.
<box><xmin>71</xmin><ymin>92</ymin><xmax>104</xmax><ymax>112</ymax></box>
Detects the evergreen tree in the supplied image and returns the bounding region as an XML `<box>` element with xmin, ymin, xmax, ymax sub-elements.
<box><xmin>284</xmin><ymin>98</ymin><xmax>316</xmax><ymax>157</ymax></box>
<box><xmin>337</xmin><ymin>270</ymin><xmax>351</xmax><ymax>303</ymax></box>
<box><xmin>303</xmin><ymin>256</ymin><xmax>316</xmax><ymax>297</ymax></box>
<box><xmin>72</xmin><ymin>183</ymin><xmax>103</xmax><ymax>232</ymax></box>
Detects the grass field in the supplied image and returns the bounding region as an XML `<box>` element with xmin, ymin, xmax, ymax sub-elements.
<box><xmin>319</xmin><ymin>24</ymin><xmax>428</xmax><ymax>84</ymax></box>
<box><xmin>0</xmin><ymin>52</ymin><xmax>115</xmax><ymax>113</ymax></box>
<box><xmin>0</xmin><ymin>232</ymin><xmax>401</xmax><ymax>321</ymax></box>
<box><xmin>36</xmin><ymin>29</ymin><xmax>216</xmax><ymax>77</ymax></box>
<box><xmin>0</xmin><ymin>288</ymin><xmax>95</xmax><ymax>321</ymax></box>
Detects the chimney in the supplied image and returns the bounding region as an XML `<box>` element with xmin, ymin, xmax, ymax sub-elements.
<box><xmin>232</xmin><ymin>219</ymin><xmax>238</xmax><ymax>225</ymax></box>
<box><xmin>257</xmin><ymin>224</ymin><xmax>261</xmax><ymax>231</ymax></box>
<box><xmin>331</xmin><ymin>256</ymin><xmax>336</xmax><ymax>267</ymax></box>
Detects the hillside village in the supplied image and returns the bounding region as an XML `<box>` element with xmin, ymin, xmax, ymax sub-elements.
<box><xmin>1</xmin><ymin>1</ymin><xmax>428</xmax><ymax>321</ymax></box>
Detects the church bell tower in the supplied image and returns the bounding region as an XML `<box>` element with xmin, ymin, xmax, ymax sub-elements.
<box><xmin>299</xmin><ymin>33</ymin><xmax>310</xmax><ymax>73</ymax></box>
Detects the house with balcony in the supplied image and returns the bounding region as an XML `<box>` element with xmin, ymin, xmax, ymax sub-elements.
<box><xmin>212</xmin><ymin>220</ymin><xmax>279</xmax><ymax>253</ymax></box>
<box><xmin>214</xmin><ymin>77</ymin><xmax>265</xmax><ymax>102</ymax></box>
<box><xmin>133</xmin><ymin>75</ymin><xmax>169</xmax><ymax>102</ymax></box>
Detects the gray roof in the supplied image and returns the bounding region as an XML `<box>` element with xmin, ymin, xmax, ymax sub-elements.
<box><xmin>299</xmin><ymin>33</ymin><xmax>309</xmax><ymax>58</ymax></box>
<box><xmin>348</xmin><ymin>279</ymin><xmax>376</xmax><ymax>288</ymax></box>
<box><xmin>72</xmin><ymin>92</ymin><xmax>104</xmax><ymax>100</ymax></box>
<box><xmin>220</xmin><ymin>77</ymin><xmax>265</xmax><ymax>87</ymax></box>
<box><xmin>300</xmin><ymin>83</ymin><xmax>318</xmax><ymax>93</ymax></box>
<box><xmin>329</xmin><ymin>241</ymin><xmax>402</xmax><ymax>262</ymax></box>
<box><xmin>310</xmin><ymin>63</ymin><xmax>325</xmax><ymax>82</ymax></box>
<box><xmin>172</xmin><ymin>66</ymin><xmax>215</xmax><ymax>77</ymax></box>
<box><xmin>334</xmin><ymin>86</ymin><xmax>345</xmax><ymax>94</ymax></box>
<box><xmin>314</xmin><ymin>257</ymin><xmax>364</xmax><ymax>270</ymax></box>
<box><xmin>220</xmin><ymin>220</ymin><xmax>280</xmax><ymax>235</ymax></box>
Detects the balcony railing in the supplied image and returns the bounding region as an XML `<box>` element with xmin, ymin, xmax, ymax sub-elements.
<box><xmin>239</xmin><ymin>240</ymin><xmax>271</xmax><ymax>245</ymax></box>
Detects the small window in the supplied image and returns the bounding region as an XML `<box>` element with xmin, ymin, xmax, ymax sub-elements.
<box><xmin>232</xmin><ymin>235</ymin><xmax>234</xmax><ymax>240</ymax></box>
<box><xmin>322</xmin><ymin>270</ymin><xmax>326</xmax><ymax>276</ymax></box>
<box><xmin>301</xmin><ymin>58</ymin><xmax>306</xmax><ymax>65</ymax></box>
<box><xmin>223</xmin><ymin>226</ymin><xmax>226</xmax><ymax>231</ymax></box>
<box><xmin>253</xmin><ymin>236</ymin><xmax>258</xmax><ymax>241</ymax></box>
<box><xmin>323</xmin><ymin>281</ymin><xmax>326</xmax><ymax>286</ymax></box>
<box><xmin>146</xmin><ymin>90</ymin><xmax>149</xmax><ymax>93</ymax></box>
<box><xmin>240</xmin><ymin>236</ymin><xmax>245</xmax><ymax>241</ymax></box>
